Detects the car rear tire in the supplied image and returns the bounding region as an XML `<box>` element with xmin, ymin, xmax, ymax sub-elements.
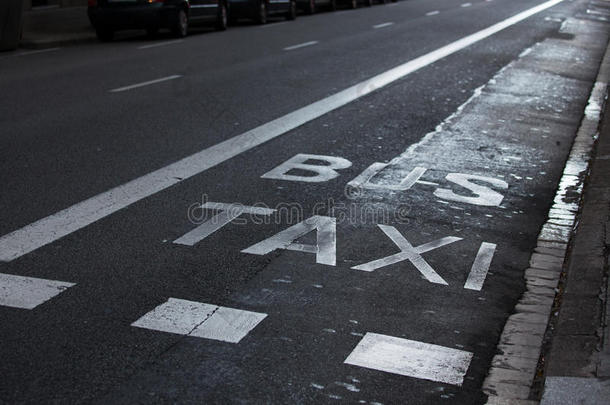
<box><xmin>95</xmin><ymin>27</ymin><xmax>114</xmax><ymax>42</ymax></box>
<box><xmin>306</xmin><ymin>0</ymin><xmax>315</xmax><ymax>14</ymax></box>
<box><xmin>216</xmin><ymin>1</ymin><xmax>228</xmax><ymax>30</ymax></box>
<box><xmin>349</xmin><ymin>0</ymin><xmax>357</xmax><ymax>9</ymax></box>
<box><xmin>172</xmin><ymin>8</ymin><xmax>189</xmax><ymax>37</ymax></box>
<box><xmin>328</xmin><ymin>0</ymin><xmax>336</xmax><ymax>10</ymax></box>
<box><xmin>286</xmin><ymin>0</ymin><xmax>297</xmax><ymax>20</ymax></box>
<box><xmin>365</xmin><ymin>0</ymin><xmax>371</xmax><ymax>6</ymax></box>
<box><xmin>255</xmin><ymin>0</ymin><xmax>267</xmax><ymax>24</ymax></box>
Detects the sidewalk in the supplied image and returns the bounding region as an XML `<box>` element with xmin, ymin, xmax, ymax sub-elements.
<box><xmin>538</xmin><ymin>48</ymin><xmax>610</xmax><ymax>404</ymax></box>
<box><xmin>20</xmin><ymin>5</ymin><xmax>95</xmax><ymax>49</ymax></box>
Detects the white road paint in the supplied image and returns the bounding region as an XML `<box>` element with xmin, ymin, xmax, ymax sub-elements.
<box><xmin>132</xmin><ymin>298</ymin><xmax>267</xmax><ymax>343</ymax></box>
<box><xmin>461</xmin><ymin>2</ymin><xmax>472</xmax><ymax>7</ymax></box>
<box><xmin>174</xmin><ymin>202</ymin><xmax>275</xmax><ymax>246</ymax></box>
<box><xmin>260</xmin><ymin>21</ymin><xmax>288</xmax><ymax>28</ymax></box>
<box><xmin>283</xmin><ymin>41</ymin><xmax>319</xmax><ymax>51</ymax></box>
<box><xmin>434</xmin><ymin>173</ymin><xmax>508</xmax><ymax>206</ymax></box>
<box><xmin>345</xmin><ymin>333</ymin><xmax>473</xmax><ymax>386</ymax></box>
<box><xmin>0</xmin><ymin>0</ymin><xmax>564</xmax><ymax>262</ymax></box>
<box><xmin>138</xmin><ymin>40</ymin><xmax>183</xmax><ymax>50</ymax></box>
<box><xmin>348</xmin><ymin>163</ymin><xmax>426</xmax><ymax>191</ymax></box>
<box><xmin>242</xmin><ymin>216</ymin><xmax>336</xmax><ymax>266</ymax></box>
<box><xmin>352</xmin><ymin>225</ymin><xmax>461</xmax><ymax>285</ymax></box>
<box><xmin>17</xmin><ymin>47</ymin><xmax>60</xmax><ymax>56</ymax></box>
<box><xmin>109</xmin><ymin>75</ymin><xmax>182</xmax><ymax>93</ymax></box>
<box><xmin>425</xmin><ymin>10</ymin><xmax>440</xmax><ymax>16</ymax></box>
<box><xmin>373</xmin><ymin>22</ymin><xmax>394</xmax><ymax>29</ymax></box>
<box><xmin>262</xmin><ymin>154</ymin><xmax>352</xmax><ymax>183</ymax></box>
<box><xmin>464</xmin><ymin>242</ymin><xmax>496</xmax><ymax>290</ymax></box>
<box><xmin>0</xmin><ymin>273</ymin><xmax>75</xmax><ymax>309</ymax></box>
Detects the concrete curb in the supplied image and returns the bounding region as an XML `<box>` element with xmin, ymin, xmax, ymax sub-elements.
<box><xmin>482</xmin><ymin>21</ymin><xmax>610</xmax><ymax>405</ymax></box>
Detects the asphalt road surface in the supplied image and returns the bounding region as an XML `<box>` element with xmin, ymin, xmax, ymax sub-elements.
<box><xmin>1</xmin><ymin>0</ymin><xmax>608</xmax><ymax>403</ymax></box>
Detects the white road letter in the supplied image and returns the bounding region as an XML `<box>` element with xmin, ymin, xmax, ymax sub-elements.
<box><xmin>242</xmin><ymin>215</ymin><xmax>336</xmax><ymax>266</ymax></box>
<box><xmin>174</xmin><ymin>202</ymin><xmax>275</xmax><ymax>246</ymax></box>
<box><xmin>464</xmin><ymin>242</ymin><xmax>496</xmax><ymax>291</ymax></box>
<box><xmin>352</xmin><ymin>225</ymin><xmax>462</xmax><ymax>285</ymax></box>
<box><xmin>348</xmin><ymin>162</ymin><xmax>427</xmax><ymax>191</ymax></box>
<box><xmin>434</xmin><ymin>173</ymin><xmax>508</xmax><ymax>206</ymax></box>
<box><xmin>261</xmin><ymin>154</ymin><xmax>352</xmax><ymax>183</ymax></box>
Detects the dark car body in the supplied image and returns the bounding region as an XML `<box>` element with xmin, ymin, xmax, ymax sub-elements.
<box><xmin>229</xmin><ymin>0</ymin><xmax>296</xmax><ymax>24</ymax></box>
<box><xmin>296</xmin><ymin>0</ymin><xmax>335</xmax><ymax>14</ymax></box>
<box><xmin>88</xmin><ymin>0</ymin><xmax>227</xmax><ymax>41</ymax></box>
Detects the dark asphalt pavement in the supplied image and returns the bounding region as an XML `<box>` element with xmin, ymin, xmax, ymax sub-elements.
<box><xmin>0</xmin><ymin>0</ymin><xmax>606</xmax><ymax>403</ymax></box>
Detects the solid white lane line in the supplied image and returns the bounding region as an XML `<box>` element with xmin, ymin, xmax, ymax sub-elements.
<box><xmin>132</xmin><ymin>298</ymin><xmax>267</xmax><ymax>343</ymax></box>
<box><xmin>345</xmin><ymin>333</ymin><xmax>473</xmax><ymax>386</ymax></box>
<box><xmin>426</xmin><ymin>10</ymin><xmax>440</xmax><ymax>16</ymax></box>
<box><xmin>283</xmin><ymin>41</ymin><xmax>319</xmax><ymax>51</ymax></box>
<box><xmin>138</xmin><ymin>40</ymin><xmax>183</xmax><ymax>50</ymax></box>
<box><xmin>0</xmin><ymin>273</ymin><xmax>75</xmax><ymax>309</ymax></box>
<box><xmin>373</xmin><ymin>22</ymin><xmax>394</xmax><ymax>29</ymax></box>
<box><xmin>461</xmin><ymin>2</ymin><xmax>472</xmax><ymax>7</ymax></box>
<box><xmin>0</xmin><ymin>0</ymin><xmax>564</xmax><ymax>262</ymax></box>
<box><xmin>109</xmin><ymin>75</ymin><xmax>182</xmax><ymax>93</ymax></box>
<box><xmin>17</xmin><ymin>47</ymin><xmax>60</xmax><ymax>56</ymax></box>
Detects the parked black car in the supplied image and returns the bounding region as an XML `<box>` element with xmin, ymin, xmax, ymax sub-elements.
<box><xmin>228</xmin><ymin>0</ymin><xmax>297</xmax><ymax>24</ymax></box>
<box><xmin>88</xmin><ymin>0</ymin><xmax>229</xmax><ymax>41</ymax></box>
<box><xmin>296</xmin><ymin>0</ymin><xmax>335</xmax><ymax>14</ymax></box>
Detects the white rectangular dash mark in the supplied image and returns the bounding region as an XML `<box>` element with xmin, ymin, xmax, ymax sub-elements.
<box><xmin>283</xmin><ymin>41</ymin><xmax>319</xmax><ymax>51</ymax></box>
<box><xmin>138</xmin><ymin>40</ymin><xmax>183</xmax><ymax>50</ymax></box>
<box><xmin>426</xmin><ymin>10</ymin><xmax>440</xmax><ymax>16</ymax></box>
<box><xmin>132</xmin><ymin>298</ymin><xmax>267</xmax><ymax>343</ymax></box>
<box><xmin>461</xmin><ymin>2</ymin><xmax>472</xmax><ymax>7</ymax></box>
<box><xmin>109</xmin><ymin>75</ymin><xmax>182</xmax><ymax>92</ymax></box>
<box><xmin>373</xmin><ymin>22</ymin><xmax>394</xmax><ymax>29</ymax></box>
<box><xmin>0</xmin><ymin>273</ymin><xmax>75</xmax><ymax>309</ymax></box>
<box><xmin>345</xmin><ymin>333</ymin><xmax>473</xmax><ymax>386</ymax></box>
<box><xmin>464</xmin><ymin>242</ymin><xmax>496</xmax><ymax>291</ymax></box>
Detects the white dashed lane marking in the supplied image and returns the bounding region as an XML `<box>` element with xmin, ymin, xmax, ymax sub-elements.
<box><xmin>345</xmin><ymin>333</ymin><xmax>473</xmax><ymax>386</ymax></box>
<box><xmin>283</xmin><ymin>41</ymin><xmax>319</xmax><ymax>51</ymax></box>
<box><xmin>132</xmin><ymin>298</ymin><xmax>267</xmax><ymax>343</ymax></box>
<box><xmin>0</xmin><ymin>0</ymin><xmax>564</xmax><ymax>263</ymax></box>
<box><xmin>109</xmin><ymin>75</ymin><xmax>182</xmax><ymax>93</ymax></box>
<box><xmin>373</xmin><ymin>22</ymin><xmax>394</xmax><ymax>29</ymax></box>
<box><xmin>0</xmin><ymin>273</ymin><xmax>75</xmax><ymax>309</ymax></box>
<box><xmin>17</xmin><ymin>47</ymin><xmax>60</xmax><ymax>57</ymax></box>
<box><xmin>426</xmin><ymin>10</ymin><xmax>440</xmax><ymax>16</ymax></box>
<box><xmin>461</xmin><ymin>2</ymin><xmax>472</xmax><ymax>7</ymax></box>
<box><xmin>138</xmin><ymin>40</ymin><xmax>183</xmax><ymax>50</ymax></box>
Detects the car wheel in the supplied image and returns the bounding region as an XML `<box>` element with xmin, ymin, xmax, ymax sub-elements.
<box><xmin>172</xmin><ymin>8</ymin><xmax>189</xmax><ymax>37</ymax></box>
<box><xmin>286</xmin><ymin>0</ymin><xmax>297</xmax><ymax>20</ymax></box>
<box><xmin>95</xmin><ymin>27</ymin><xmax>114</xmax><ymax>42</ymax></box>
<box><xmin>306</xmin><ymin>0</ymin><xmax>315</xmax><ymax>14</ymax></box>
<box><xmin>365</xmin><ymin>0</ymin><xmax>371</xmax><ymax>6</ymax></box>
<box><xmin>328</xmin><ymin>0</ymin><xmax>336</xmax><ymax>10</ymax></box>
<box><xmin>349</xmin><ymin>0</ymin><xmax>357</xmax><ymax>9</ymax></box>
<box><xmin>216</xmin><ymin>1</ymin><xmax>228</xmax><ymax>30</ymax></box>
<box><xmin>255</xmin><ymin>0</ymin><xmax>267</xmax><ymax>24</ymax></box>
